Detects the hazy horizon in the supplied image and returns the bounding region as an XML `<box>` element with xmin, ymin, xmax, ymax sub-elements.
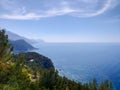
<box><xmin>5</xmin><ymin>30</ymin><xmax>120</xmax><ymax>43</ymax></box>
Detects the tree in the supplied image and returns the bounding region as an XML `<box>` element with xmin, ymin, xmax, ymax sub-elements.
<box><xmin>109</xmin><ymin>82</ymin><xmax>113</xmax><ymax>90</ymax></box>
<box><xmin>0</xmin><ymin>29</ymin><xmax>31</xmax><ymax>89</ymax></box>
<box><xmin>0</xmin><ymin>29</ymin><xmax>13</xmax><ymax>62</ymax></box>
<box><xmin>92</xmin><ymin>79</ymin><xmax>98</xmax><ymax>90</ymax></box>
<box><xmin>0</xmin><ymin>29</ymin><xmax>13</xmax><ymax>84</ymax></box>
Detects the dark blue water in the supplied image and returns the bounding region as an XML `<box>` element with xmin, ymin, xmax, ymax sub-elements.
<box><xmin>33</xmin><ymin>43</ymin><xmax>120</xmax><ymax>89</ymax></box>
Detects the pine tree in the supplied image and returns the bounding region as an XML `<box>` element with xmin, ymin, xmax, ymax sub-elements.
<box><xmin>0</xmin><ymin>29</ymin><xmax>13</xmax><ymax>62</ymax></box>
<box><xmin>92</xmin><ymin>79</ymin><xmax>98</xmax><ymax>90</ymax></box>
<box><xmin>109</xmin><ymin>82</ymin><xmax>113</xmax><ymax>90</ymax></box>
<box><xmin>0</xmin><ymin>29</ymin><xmax>13</xmax><ymax>84</ymax></box>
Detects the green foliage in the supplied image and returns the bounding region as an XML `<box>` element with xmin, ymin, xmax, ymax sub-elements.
<box><xmin>38</xmin><ymin>69</ymin><xmax>114</xmax><ymax>90</ymax></box>
<box><xmin>0</xmin><ymin>29</ymin><xmax>114</xmax><ymax>90</ymax></box>
<box><xmin>0</xmin><ymin>30</ymin><xmax>13</xmax><ymax>62</ymax></box>
<box><xmin>0</xmin><ymin>29</ymin><xmax>13</xmax><ymax>84</ymax></box>
<box><xmin>23</xmin><ymin>52</ymin><xmax>54</xmax><ymax>69</ymax></box>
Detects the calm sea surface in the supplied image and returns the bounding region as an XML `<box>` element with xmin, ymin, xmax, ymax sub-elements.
<box><xmin>33</xmin><ymin>43</ymin><xmax>120</xmax><ymax>89</ymax></box>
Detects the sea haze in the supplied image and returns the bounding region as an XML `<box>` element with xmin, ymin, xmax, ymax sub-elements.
<box><xmin>33</xmin><ymin>43</ymin><xmax>120</xmax><ymax>90</ymax></box>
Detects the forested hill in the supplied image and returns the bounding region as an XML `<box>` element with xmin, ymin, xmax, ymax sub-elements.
<box><xmin>15</xmin><ymin>52</ymin><xmax>54</xmax><ymax>69</ymax></box>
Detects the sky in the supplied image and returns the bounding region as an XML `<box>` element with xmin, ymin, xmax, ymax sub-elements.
<box><xmin>0</xmin><ymin>0</ymin><xmax>120</xmax><ymax>42</ymax></box>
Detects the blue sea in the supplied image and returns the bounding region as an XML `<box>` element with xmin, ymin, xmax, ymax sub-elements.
<box><xmin>33</xmin><ymin>43</ymin><xmax>120</xmax><ymax>90</ymax></box>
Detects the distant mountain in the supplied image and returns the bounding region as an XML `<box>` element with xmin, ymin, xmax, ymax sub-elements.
<box><xmin>6</xmin><ymin>31</ymin><xmax>44</xmax><ymax>44</ymax></box>
<box><xmin>10</xmin><ymin>39</ymin><xmax>36</xmax><ymax>53</ymax></box>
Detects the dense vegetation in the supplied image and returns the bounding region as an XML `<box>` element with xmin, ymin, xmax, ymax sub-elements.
<box><xmin>0</xmin><ymin>29</ymin><xmax>114</xmax><ymax>90</ymax></box>
<box><xmin>13</xmin><ymin>52</ymin><xmax>54</xmax><ymax>71</ymax></box>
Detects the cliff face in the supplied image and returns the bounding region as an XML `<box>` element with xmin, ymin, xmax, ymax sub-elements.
<box><xmin>20</xmin><ymin>52</ymin><xmax>54</xmax><ymax>69</ymax></box>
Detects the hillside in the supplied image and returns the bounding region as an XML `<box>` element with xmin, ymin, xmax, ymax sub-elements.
<box><xmin>15</xmin><ymin>52</ymin><xmax>54</xmax><ymax>69</ymax></box>
<box><xmin>9</xmin><ymin>39</ymin><xmax>35</xmax><ymax>53</ymax></box>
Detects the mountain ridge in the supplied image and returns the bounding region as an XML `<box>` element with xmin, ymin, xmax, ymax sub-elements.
<box><xmin>6</xmin><ymin>31</ymin><xmax>44</xmax><ymax>44</ymax></box>
<box><xmin>9</xmin><ymin>39</ymin><xmax>36</xmax><ymax>53</ymax></box>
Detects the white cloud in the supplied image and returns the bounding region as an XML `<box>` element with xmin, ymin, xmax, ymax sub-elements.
<box><xmin>0</xmin><ymin>0</ymin><xmax>119</xmax><ymax>20</ymax></box>
<box><xmin>79</xmin><ymin>0</ymin><xmax>112</xmax><ymax>17</ymax></box>
<box><xmin>0</xmin><ymin>8</ymin><xmax>79</xmax><ymax>20</ymax></box>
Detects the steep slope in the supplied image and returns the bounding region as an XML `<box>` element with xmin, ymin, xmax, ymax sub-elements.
<box><xmin>16</xmin><ymin>52</ymin><xmax>54</xmax><ymax>69</ymax></box>
<box><xmin>10</xmin><ymin>39</ymin><xmax>35</xmax><ymax>53</ymax></box>
<box><xmin>6</xmin><ymin>31</ymin><xmax>24</xmax><ymax>41</ymax></box>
